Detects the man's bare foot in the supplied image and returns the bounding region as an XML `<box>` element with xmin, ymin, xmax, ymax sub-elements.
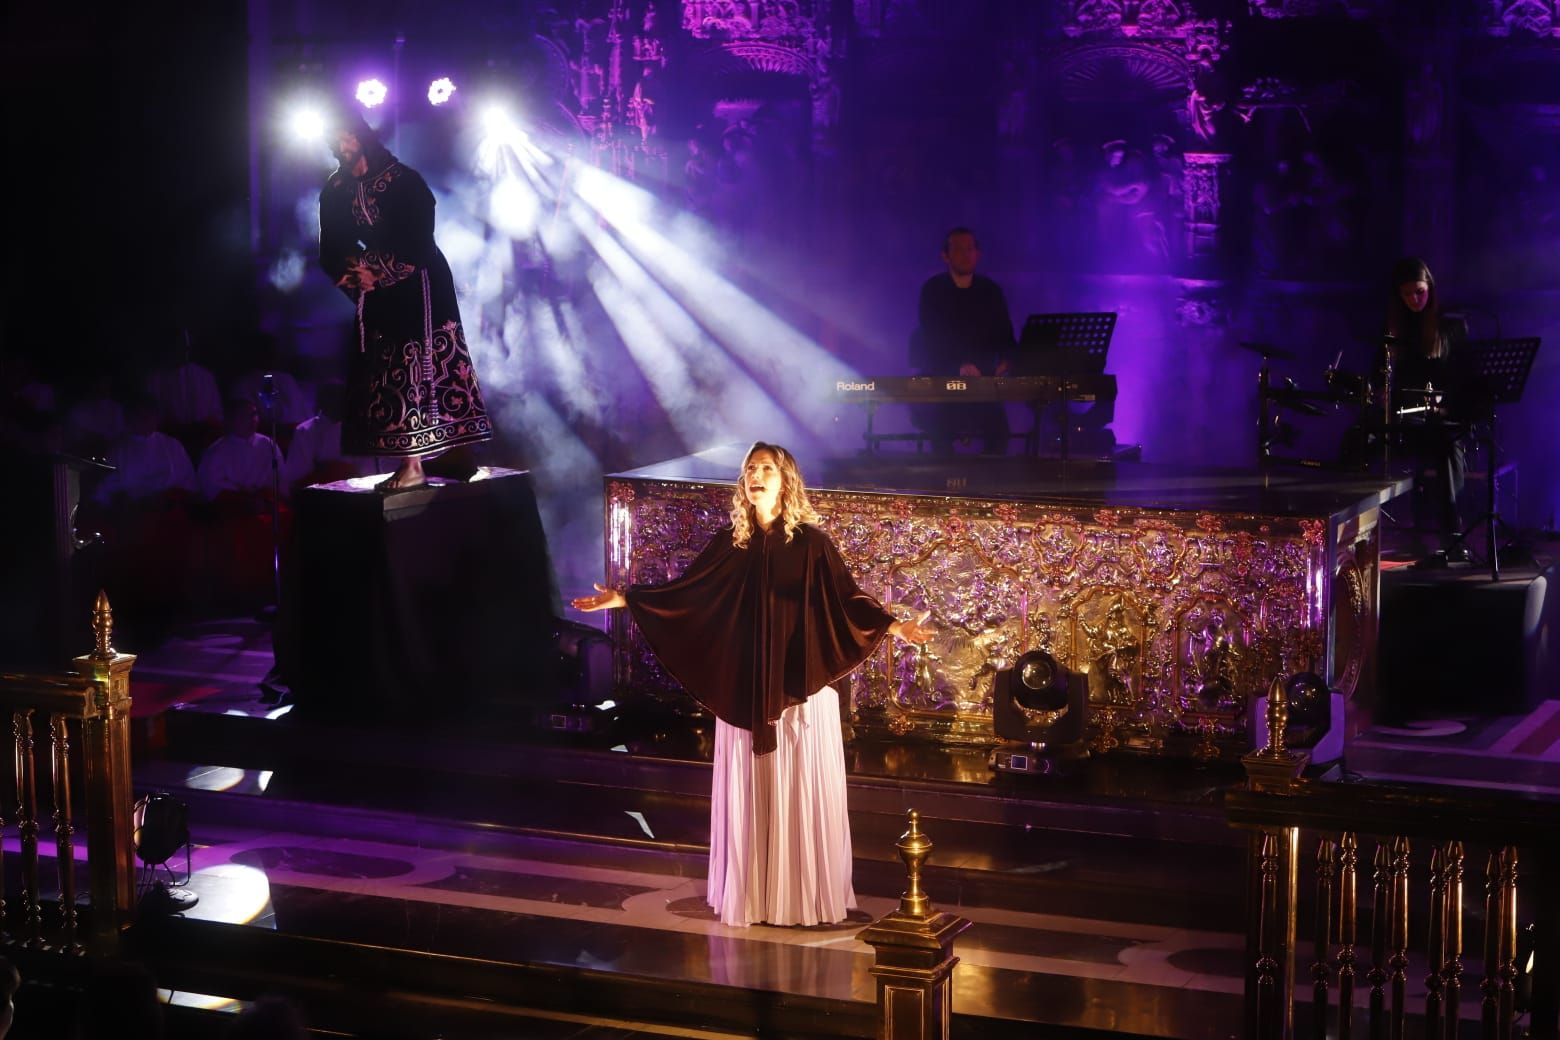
<box><xmin>379</xmin><ymin>457</ymin><xmax>428</xmax><ymax>492</ymax></box>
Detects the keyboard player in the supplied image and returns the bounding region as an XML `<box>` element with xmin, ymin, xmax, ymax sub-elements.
<box><xmin>908</xmin><ymin>227</ymin><xmax>1015</xmax><ymax>454</ymax></box>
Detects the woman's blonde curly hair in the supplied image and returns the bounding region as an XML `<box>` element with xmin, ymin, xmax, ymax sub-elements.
<box><xmin>730</xmin><ymin>441</ymin><xmax>820</xmax><ymax>548</ymax></box>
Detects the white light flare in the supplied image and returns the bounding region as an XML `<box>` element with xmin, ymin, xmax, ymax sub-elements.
<box><xmin>288</xmin><ymin>107</ymin><xmax>326</xmax><ymax>145</ymax></box>
<box><xmin>355</xmin><ymin>78</ymin><xmax>388</xmax><ymax>109</ymax></box>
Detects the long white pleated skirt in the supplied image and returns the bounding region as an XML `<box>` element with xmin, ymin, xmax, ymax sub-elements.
<box><xmin>707</xmin><ymin>685</ymin><xmax>857</xmax><ymax>927</ymax></box>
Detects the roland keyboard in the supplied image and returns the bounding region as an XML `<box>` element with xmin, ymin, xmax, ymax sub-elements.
<box><xmin>833</xmin><ymin>374</ymin><xmax>1117</xmax><ymax>404</ymax></box>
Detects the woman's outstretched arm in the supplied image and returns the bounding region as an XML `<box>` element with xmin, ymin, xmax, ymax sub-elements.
<box><xmin>571</xmin><ymin>583</ymin><xmax>625</xmax><ymax>612</ymax></box>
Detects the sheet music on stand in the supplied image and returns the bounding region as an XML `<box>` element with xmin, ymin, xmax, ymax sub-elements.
<box><xmin>1018</xmin><ymin>312</ymin><xmax>1117</xmax><ymax>376</ymax></box>
<box><xmin>1464</xmin><ymin>337</ymin><xmax>1540</xmax><ymax>406</ymax></box>
<box><xmin>1016</xmin><ymin>312</ymin><xmax>1118</xmax><ymax>461</ymax></box>
<box><xmin>1451</xmin><ymin>336</ymin><xmax>1540</xmax><ymax>581</ymax></box>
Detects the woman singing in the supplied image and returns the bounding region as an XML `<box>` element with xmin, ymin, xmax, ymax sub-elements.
<box><xmin>572</xmin><ymin>442</ymin><xmax>933</xmax><ymax>926</ymax></box>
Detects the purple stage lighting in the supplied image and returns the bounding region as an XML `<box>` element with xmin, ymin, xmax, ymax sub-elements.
<box><xmin>428</xmin><ymin>77</ymin><xmax>457</xmax><ymax>106</ymax></box>
<box><xmin>355</xmin><ymin>78</ymin><xmax>388</xmax><ymax>109</ymax></box>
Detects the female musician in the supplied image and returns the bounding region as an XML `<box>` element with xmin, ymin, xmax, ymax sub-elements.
<box><xmin>1383</xmin><ymin>257</ymin><xmax>1482</xmax><ymax>560</ymax></box>
<box><xmin>573</xmin><ymin>443</ymin><xmax>933</xmax><ymax>926</ymax></box>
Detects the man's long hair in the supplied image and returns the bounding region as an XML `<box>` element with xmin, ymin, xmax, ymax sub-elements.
<box><xmin>328</xmin><ymin>108</ymin><xmax>394</xmax><ymax>175</ymax></box>
<box><xmin>1386</xmin><ymin>256</ymin><xmax>1444</xmax><ymax>359</ymax></box>
<box><xmin>730</xmin><ymin>441</ymin><xmax>820</xmax><ymax>548</ymax></box>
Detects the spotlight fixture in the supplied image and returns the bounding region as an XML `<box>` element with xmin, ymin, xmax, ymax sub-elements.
<box><xmin>355</xmin><ymin>78</ymin><xmax>388</xmax><ymax>109</ymax></box>
<box><xmin>428</xmin><ymin>76</ymin><xmax>457</xmax><ymax>106</ymax></box>
<box><xmin>990</xmin><ymin>648</ymin><xmax>1089</xmax><ymax>774</ymax></box>
<box><xmin>133</xmin><ymin>792</ymin><xmax>199</xmax><ymax>914</ymax></box>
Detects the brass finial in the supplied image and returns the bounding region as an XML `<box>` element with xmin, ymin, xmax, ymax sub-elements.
<box><xmin>1242</xmin><ymin>673</ymin><xmax>1307</xmax><ymax>790</ymax></box>
<box><xmin>1262</xmin><ymin>673</ymin><xmax>1288</xmax><ymax>757</ymax></box>
<box><xmin>896</xmin><ymin>809</ymin><xmax>934</xmax><ymax>918</ymax></box>
<box><xmin>91</xmin><ymin>590</ymin><xmax>115</xmax><ymax>660</ymax></box>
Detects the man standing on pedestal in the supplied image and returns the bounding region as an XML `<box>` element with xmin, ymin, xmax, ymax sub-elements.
<box><xmin>318</xmin><ymin>109</ymin><xmax>492</xmax><ymax>491</ymax></box>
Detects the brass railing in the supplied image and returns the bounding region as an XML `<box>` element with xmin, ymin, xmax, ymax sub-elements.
<box><xmin>0</xmin><ymin>592</ymin><xmax>136</xmax><ymax>955</ymax></box>
<box><xmin>1229</xmin><ymin>677</ymin><xmax>1559</xmax><ymax>1039</ymax></box>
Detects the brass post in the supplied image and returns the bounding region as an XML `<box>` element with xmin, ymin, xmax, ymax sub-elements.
<box><xmin>1481</xmin><ymin>850</ymin><xmax>1500</xmax><ymax>1039</ymax></box>
<box><xmin>1242</xmin><ymin>675</ymin><xmax>1310</xmax><ymax>793</ymax></box>
<box><xmin>50</xmin><ymin>714</ymin><xmax>81</xmax><ymax>955</ymax></box>
<box><xmin>1253</xmin><ymin>830</ymin><xmax>1284</xmax><ymax>1039</ymax></box>
<box><xmin>1337</xmin><ymin>832</ymin><xmax>1358</xmax><ymax>1040</ymax></box>
<box><xmin>1368</xmin><ymin>842</ymin><xmax>1390</xmax><ymax>1037</ymax></box>
<box><xmin>1424</xmin><ymin>844</ymin><xmax>1445</xmax><ymax>1037</ymax></box>
<box><xmin>74</xmin><ymin>590</ymin><xmax>137</xmax><ymax>956</ymax></box>
<box><xmin>1441</xmin><ymin>841</ymin><xmax>1464</xmax><ymax>1040</ymax></box>
<box><xmin>12</xmin><ymin>709</ymin><xmax>42</xmax><ymax>949</ymax></box>
<box><xmin>1389</xmin><ymin>837</ymin><xmax>1410</xmax><ymax>1040</ymax></box>
<box><xmin>1497</xmin><ymin>847</ymin><xmax>1518</xmax><ymax>1040</ymax></box>
<box><xmin>1311</xmin><ymin>838</ymin><xmax>1335</xmax><ymax>1040</ymax></box>
<box><xmin>856</xmin><ymin>811</ymin><xmax>971</xmax><ymax>1040</ymax></box>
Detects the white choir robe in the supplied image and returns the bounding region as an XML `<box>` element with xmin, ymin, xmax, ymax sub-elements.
<box><xmin>95</xmin><ymin>432</ymin><xmax>197</xmax><ymax>504</ymax></box>
<box><xmin>284</xmin><ymin>416</ymin><xmax>375</xmax><ymax>487</ymax></box>
<box><xmin>197</xmin><ymin>433</ymin><xmax>285</xmax><ymax>501</ymax></box>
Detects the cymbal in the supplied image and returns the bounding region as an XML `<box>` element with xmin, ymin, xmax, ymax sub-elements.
<box><xmin>1237</xmin><ymin>341</ymin><xmax>1297</xmax><ymax>361</ymax></box>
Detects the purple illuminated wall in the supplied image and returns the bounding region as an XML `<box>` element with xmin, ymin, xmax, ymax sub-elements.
<box><xmin>240</xmin><ymin>0</ymin><xmax>1560</xmax><ymax>586</ymax></box>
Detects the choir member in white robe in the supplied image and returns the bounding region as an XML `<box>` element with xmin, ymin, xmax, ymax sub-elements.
<box><xmin>198</xmin><ymin>399</ymin><xmax>285</xmax><ymax>502</ymax></box>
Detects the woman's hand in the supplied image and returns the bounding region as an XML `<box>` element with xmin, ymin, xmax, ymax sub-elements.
<box><xmin>571</xmin><ymin>582</ymin><xmax>625</xmax><ymax>612</ymax></box>
<box><xmin>890</xmin><ymin>610</ymin><xmax>935</xmax><ymax>644</ymax></box>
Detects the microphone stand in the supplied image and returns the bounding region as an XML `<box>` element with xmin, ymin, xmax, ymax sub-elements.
<box><xmin>259</xmin><ymin>374</ymin><xmax>282</xmax><ymax>612</ymax></box>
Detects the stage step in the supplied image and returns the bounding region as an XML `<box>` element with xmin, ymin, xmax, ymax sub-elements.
<box><xmin>125</xmin><ymin>683</ymin><xmax>1255</xmax><ymax>1037</ymax></box>
<box><xmin>125</xmin><ymin>895</ymin><xmax>1239</xmax><ymax>1040</ymax></box>
<box><xmin>135</xmin><ymin>743</ymin><xmax>1245</xmax><ymax>934</ymax></box>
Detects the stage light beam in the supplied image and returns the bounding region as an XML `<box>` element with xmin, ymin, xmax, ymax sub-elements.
<box><xmin>567</xmin><ymin>160</ymin><xmax>855</xmax><ymax>434</ymax></box>
<box><xmin>490</xmin><ymin>176</ymin><xmax>540</xmax><ymax>239</ymax></box>
<box><xmin>355</xmin><ymin>78</ymin><xmax>388</xmax><ymax>109</ymax></box>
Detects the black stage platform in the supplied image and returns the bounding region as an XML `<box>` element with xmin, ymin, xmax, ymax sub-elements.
<box><xmin>1378</xmin><ymin>555</ymin><xmax>1558</xmax><ymax>719</ymax></box>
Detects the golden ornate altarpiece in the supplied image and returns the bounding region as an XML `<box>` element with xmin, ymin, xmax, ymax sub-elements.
<box><xmin>604</xmin><ymin>449</ymin><xmax>1406</xmax><ymax>759</ymax></box>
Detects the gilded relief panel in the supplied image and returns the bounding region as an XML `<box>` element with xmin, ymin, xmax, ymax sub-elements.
<box><xmin>604</xmin><ymin>478</ymin><xmax>1334</xmax><ymax>757</ymax></box>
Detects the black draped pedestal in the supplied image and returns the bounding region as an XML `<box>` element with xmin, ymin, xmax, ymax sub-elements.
<box><xmin>293</xmin><ymin>469</ymin><xmax>559</xmax><ymax>719</ymax></box>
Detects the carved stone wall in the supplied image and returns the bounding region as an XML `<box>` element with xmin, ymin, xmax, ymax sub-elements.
<box><xmin>1486</xmin><ymin>0</ymin><xmax>1560</xmax><ymax>36</ymax></box>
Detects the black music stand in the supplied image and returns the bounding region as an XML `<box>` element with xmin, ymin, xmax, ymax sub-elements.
<box><xmin>1018</xmin><ymin>312</ymin><xmax>1117</xmax><ymax>460</ymax></box>
<box><xmin>1444</xmin><ymin>336</ymin><xmax>1540</xmax><ymax>580</ymax></box>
